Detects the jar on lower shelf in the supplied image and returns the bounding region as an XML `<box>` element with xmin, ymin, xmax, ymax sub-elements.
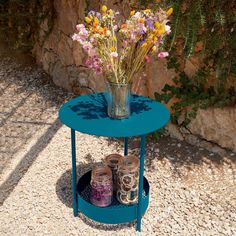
<box><xmin>90</xmin><ymin>164</ymin><xmax>113</xmax><ymax>207</ymax></box>
<box><xmin>117</xmin><ymin>155</ymin><xmax>139</xmax><ymax>205</ymax></box>
<box><xmin>104</xmin><ymin>153</ymin><xmax>124</xmax><ymax>192</ymax></box>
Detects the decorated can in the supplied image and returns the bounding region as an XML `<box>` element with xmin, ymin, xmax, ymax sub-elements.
<box><xmin>90</xmin><ymin>164</ymin><xmax>113</xmax><ymax>207</ymax></box>
<box><xmin>117</xmin><ymin>155</ymin><xmax>139</xmax><ymax>205</ymax></box>
<box><xmin>104</xmin><ymin>153</ymin><xmax>123</xmax><ymax>192</ymax></box>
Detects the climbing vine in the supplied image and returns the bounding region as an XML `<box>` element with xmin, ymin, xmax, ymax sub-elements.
<box><xmin>154</xmin><ymin>0</ymin><xmax>236</xmax><ymax>126</ymax></box>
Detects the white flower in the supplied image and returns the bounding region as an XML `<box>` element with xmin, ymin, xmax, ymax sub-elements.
<box><xmin>110</xmin><ymin>52</ymin><xmax>118</xmax><ymax>57</ymax></box>
<box><xmin>165</xmin><ymin>25</ymin><xmax>171</xmax><ymax>34</ymax></box>
<box><xmin>134</xmin><ymin>12</ymin><xmax>141</xmax><ymax>18</ymax></box>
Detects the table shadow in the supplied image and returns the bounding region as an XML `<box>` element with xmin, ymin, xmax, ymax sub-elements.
<box><xmin>68</xmin><ymin>93</ymin><xmax>153</xmax><ymax>120</ymax></box>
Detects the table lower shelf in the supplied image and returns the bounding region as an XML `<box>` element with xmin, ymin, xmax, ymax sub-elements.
<box><xmin>77</xmin><ymin>171</ymin><xmax>150</xmax><ymax>224</ymax></box>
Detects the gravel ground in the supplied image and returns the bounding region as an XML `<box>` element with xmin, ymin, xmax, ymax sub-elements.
<box><xmin>0</xmin><ymin>55</ymin><xmax>71</xmax><ymax>176</ymax></box>
<box><xmin>0</xmin><ymin>54</ymin><xmax>236</xmax><ymax>235</ymax></box>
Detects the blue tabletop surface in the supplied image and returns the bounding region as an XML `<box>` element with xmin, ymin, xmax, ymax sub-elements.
<box><xmin>59</xmin><ymin>93</ymin><xmax>170</xmax><ymax>137</ymax></box>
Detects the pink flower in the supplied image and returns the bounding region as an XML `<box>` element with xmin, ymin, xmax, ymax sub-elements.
<box><xmin>107</xmin><ymin>64</ymin><xmax>112</xmax><ymax>70</ymax></box>
<box><xmin>114</xmin><ymin>25</ymin><xmax>118</xmax><ymax>31</ymax></box>
<box><xmin>95</xmin><ymin>67</ymin><xmax>103</xmax><ymax>75</ymax></box>
<box><xmin>165</xmin><ymin>25</ymin><xmax>171</xmax><ymax>34</ymax></box>
<box><xmin>110</xmin><ymin>52</ymin><xmax>118</xmax><ymax>57</ymax></box>
<box><xmin>130</xmin><ymin>33</ymin><xmax>136</xmax><ymax>40</ymax></box>
<box><xmin>72</xmin><ymin>33</ymin><xmax>80</xmax><ymax>41</ymax></box>
<box><xmin>145</xmin><ymin>55</ymin><xmax>151</xmax><ymax>63</ymax></box>
<box><xmin>122</xmin><ymin>40</ymin><xmax>128</xmax><ymax>47</ymax></box>
<box><xmin>79</xmin><ymin>27</ymin><xmax>88</xmax><ymax>37</ymax></box>
<box><xmin>82</xmin><ymin>42</ymin><xmax>92</xmax><ymax>51</ymax></box>
<box><xmin>158</xmin><ymin>52</ymin><xmax>169</xmax><ymax>59</ymax></box>
<box><xmin>85</xmin><ymin>58</ymin><xmax>92</xmax><ymax>68</ymax></box>
<box><xmin>76</xmin><ymin>24</ymin><xmax>85</xmax><ymax>31</ymax></box>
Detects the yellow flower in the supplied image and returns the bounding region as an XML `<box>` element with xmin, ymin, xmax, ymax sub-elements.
<box><xmin>111</xmin><ymin>46</ymin><xmax>116</xmax><ymax>52</ymax></box>
<box><xmin>94</xmin><ymin>17</ymin><xmax>99</xmax><ymax>24</ymax></box>
<box><xmin>155</xmin><ymin>21</ymin><xmax>161</xmax><ymax>29</ymax></box>
<box><xmin>130</xmin><ymin>10</ymin><xmax>135</xmax><ymax>16</ymax></box>
<box><xmin>141</xmin><ymin>42</ymin><xmax>148</xmax><ymax>48</ymax></box>
<box><xmin>85</xmin><ymin>17</ymin><xmax>92</xmax><ymax>24</ymax></box>
<box><xmin>113</xmin><ymin>36</ymin><xmax>117</xmax><ymax>42</ymax></box>
<box><xmin>160</xmin><ymin>25</ymin><xmax>166</xmax><ymax>34</ymax></box>
<box><xmin>109</xmin><ymin>9</ymin><xmax>113</xmax><ymax>16</ymax></box>
<box><xmin>167</xmin><ymin>7</ymin><xmax>173</xmax><ymax>16</ymax></box>
<box><xmin>102</xmin><ymin>5</ymin><xmax>107</xmax><ymax>13</ymax></box>
<box><xmin>144</xmin><ymin>9</ymin><xmax>151</xmax><ymax>13</ymax></box>
<box><xmin>152</xmin><ymin>46</ymin><xmax>157</xmax><ymax>52</ymax></box>
<box><xmin>148</xmin><ymin>33</ymin><xmax>154</xmax><ymax>40</ymax></box>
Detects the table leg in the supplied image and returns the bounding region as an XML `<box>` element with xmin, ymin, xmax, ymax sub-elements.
<box><xmin>136</xmin><ymin>135</ymin><xmax>146</xmax><ymax>232</ymax></box>
<box><xmin>124</xmin><ymin>137</ymin><xmax>128</xmax><ymax>156</ymax></box>
<box><xmin>71</xmin><ymin>129</ymin><xmax>78</xmax><ymax>217</ymax></box>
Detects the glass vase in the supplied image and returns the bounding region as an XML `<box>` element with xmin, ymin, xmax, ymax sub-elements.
<box><xmin>107</xmin><ymin>82</ymin><xmax>131</xmax><ymax>119</ymax></box>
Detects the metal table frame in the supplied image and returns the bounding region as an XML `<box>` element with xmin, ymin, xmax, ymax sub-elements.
<box><xmin>71</xmin><ymin>130</ymin><xmax>146</xmax><ymax>231</ymax></box>
<box><xmin>59</xmin><ymin>93</ymin><xmax>170</xmax><ymax>232</ymax></box>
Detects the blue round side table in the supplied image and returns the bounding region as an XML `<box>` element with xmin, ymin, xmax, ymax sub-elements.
<box><xmin>59</xmin><ymin>92</ymin><xmax>170</xmax><ymax>232</ymax></box>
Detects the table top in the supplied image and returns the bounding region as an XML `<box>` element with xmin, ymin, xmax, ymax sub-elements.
<box><xmin>59</xmin><ymin>93</ymin><xmax>170</xmax><ymax>137</ymax></box>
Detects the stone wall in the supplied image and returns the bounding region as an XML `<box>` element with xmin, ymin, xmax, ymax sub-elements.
<box><xmin>32</xmin><ymin>0</ymin><xmax>236</xmax><ymax>152</ymax></box>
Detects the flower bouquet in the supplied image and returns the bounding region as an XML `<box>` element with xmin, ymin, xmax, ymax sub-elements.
<box><xmin>72</xmin><ymin>5</ymin><xmax>172</xmax><ymax>118</ymax></box>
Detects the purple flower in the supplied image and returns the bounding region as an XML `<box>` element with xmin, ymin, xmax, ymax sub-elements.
<box><xmin>139</xmin><ymin>37</ymin><xmax>146</xmax><ymax>45</ymax></box>
<box><xmin>96</xmin><ymin>12</ymin><xmax>102</xmax><ymax>19</ymax></box>
<box><xmin>88</xmin><ymin>10</ymin><xmax>95</xmax><ymax>16</ymax></box>
<box><xmin>140</xmin><ymin>25</ymin><xmax>147</xmax><ymax>34</ymax></box>
<box><xmin>140</xmin><ymin>29</ymin><xmax>146</xmax><ymax>35</ymax></box>
<box><xmin>146</xmin><ymin>19</ymin><xmax>154</xmax><ymax>30</ymax></box>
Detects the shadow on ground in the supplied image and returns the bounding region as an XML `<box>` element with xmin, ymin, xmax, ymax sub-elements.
<box><xmin>0</xmin><ymin>51</ymin><xmax>72</xmax><ymax>204</ymax></box>
<box><xmin>0</xmin><ymin>118</ymin><xmax>62</xmax><ymax>206</ymax></box>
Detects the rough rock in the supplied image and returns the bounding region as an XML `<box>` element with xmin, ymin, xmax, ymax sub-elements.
<box><xmin>188</xmin><ymin>107</ymin><xmax>236</xmax><ymax>152</ymax></box>
<box><xmin>166</xmin><ymin>123</ymin><xmax>184</xmax><ymax>141</ymax></box>
<box><xmin>57</xmin><ymin>34</ymin><xmax>74</xmax><ymax>66</ymax></box>
<box><xmin>52</xmin><ymin>61</ymin><xmax>70</xmax><ymax>90</ymax></box>
<box><xmin>185</xmin><ymin>134</ymin><xmax>200</xmax><ymax>146</ymax></box>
